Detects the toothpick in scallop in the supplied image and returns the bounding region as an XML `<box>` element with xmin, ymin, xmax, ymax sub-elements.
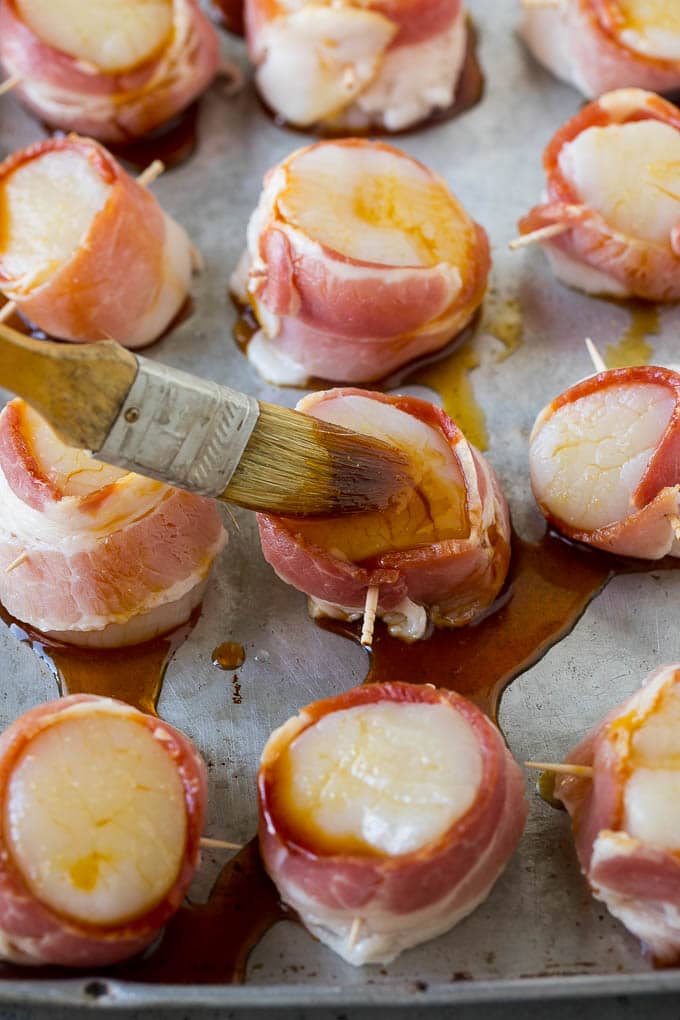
<box><xmin>0</xmin><ymin>302</ymin><xmax>17</xmax><ymax>324</ymax></box>
<box><xmin>508</xmin><ymin>222</ymin><xmax>571</xmax><ymax>251</ymax></box>
<box><xmin>584</xmin><ymin>336</ymin><xmax>607</xmax><ymax>373</ymax></box>
<box><xmin>4</xmin><ymin>550</ymin><xmax>28</xmax><ymax>574</ymax></box>
<box><xmin>137</xmin><ymin>159</ymin><xmax>165</xmax><ymax>188</ymax></box>
<box><xmin>520</xmin><ymin>0</ymin><xmax>561</xmax><ymax>7</ymax></box>
<box><xmin>360</xmin><ymin>585</ymin><xmax>379</xmax><ymax>646</ymax></box>
<box><xmin>199</xmin><ymin>836</ymin><xmax>242</xmax><ymax>851</ymax></box>
<box><xmin>0</xmin><ymin>75</ymin><xmax>21</xmax><ymax>98</ymax></box>
<box><xmin>347</xmin><ymin>917</ymin><xmax>363</xmax><ymax>951</ymax></box>
<box><xmin>525</xmin><ymin>761</ymin><xmax>594</xmax><ymax>778</ymax></box>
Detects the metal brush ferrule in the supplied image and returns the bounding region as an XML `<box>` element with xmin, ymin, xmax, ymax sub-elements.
<box><xmin>96</xmin><ymin>356</ymin><xmax>259</xmax><ymax>497</ymax></box>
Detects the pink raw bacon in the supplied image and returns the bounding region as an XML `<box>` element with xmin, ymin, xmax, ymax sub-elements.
<box><xmin>232</xmin><ymin>139</ymin><xmax>490</xmax><ymax>385</ymax></box>
<box><xmin>0</xmin><ymin>0</ymin><xmax>219</xmax><ymax>142</ymax></box>
<box><xmin>257</xmin><ymin>389</ymin><xmax>510</xmax><ymax>641</ymax></box>
<box><xmin>0</xmin><ymin>399</ymin><xmax>226</xmax><ymax>646</ymax></box>
<box><xmin>259</xmin><ymin>682</ymin><xmax>527</xmax><ymax>965</ymax></box>
<box><xmin>0</xmin><ymin>694</ymin><xmax>206</xmax><ymax>966</ymax></box>
<box><xmin>521</xmin><ymin>0</ymin><xmax>680</xmax><ymax>99</ymax></box>
<box><xmin>529</xmin><ymin>366</ymin><xmax>680</xmax><ymax>559</ymax></box>
<box><xmin>0</xmin><ymin>136</ymin><xmax>196</xmax><ymax>348</ymax></box>
<box><xmin>556</xmin><ymin>664</ymin><xmax>680</xmax><ymax>964</ymax></box>
<box><xmin>245</xmin><ymin>0</ymin><xmax>467</xmax><ymax>131</ymax></box>
<box><xmin>517</xmin><ymin>89</ymin><xmax>680</xmax><ymax>301</ymax></box>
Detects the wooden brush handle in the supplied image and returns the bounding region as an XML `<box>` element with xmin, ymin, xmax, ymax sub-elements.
<box><xmin>0</xmin><ymin>322</ymin><xmax>137</xmax><ymax>449</ymax></box>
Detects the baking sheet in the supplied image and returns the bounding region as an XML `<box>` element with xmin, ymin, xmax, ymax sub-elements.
<box><xmin>2</xmin><ymin>0</ymin><xmax>680</xmax><ymax>1007</ymax></box>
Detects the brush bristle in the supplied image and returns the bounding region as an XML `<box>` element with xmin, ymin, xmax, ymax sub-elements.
<box><xmin>223</xmin><ymin>402</ymin><xmax>412</xmax><ymax>515</ymax></box>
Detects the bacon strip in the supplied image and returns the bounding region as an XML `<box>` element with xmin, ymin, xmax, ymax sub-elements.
<box><xmin>517</xmin><ymin>89</ymin><xmax>680</xmax><ymax>301</ymax></box>
<box><xmin>555</xmin><ymin>664</ymin><xmax>680</xmax><ymax>964</ymax></box>
<box><xmin>0</xmin><ymin>136</ymin><xmax>195</xmax><ymax>348</ymax></box>
<box><xmin>259</xmin><ymin>682</ymin><xmax>527</xmax><ymax>965</ymax></box>
<box><xmin>233</xmin><ymin>140</ymin><xmax>489</xmax><ymax>385</ymax></box>
<box><xmin>246</xmin><ymin>0</ymin><xmax>467</xmax><ymax>131</ymax></box>
<box><xmin>520</xmin><ymin>0</ymin><xmax>680</xmax><ymax>99</ymax></box>
<box><xmin>0</xmin><ymin>399</ymin><xmax>226</xmax><ymax>646</ymax></box>
<box><xmin>529</xmin><ymin>366</ymin><xmax>680</xmax><ymax>559</ymax></box>
<box><xmin>257</xmin><ymin>389</ymin><xmax>510</xmax><ymax>640</ymax></box>
<box><xmin>0</xmin><ymin>694</ymin><xmax>206</xmax><ymax>967</ymax></box>
<box><xmin>0</xmin><ymin>0</ymin><xmax>219</xmax><ymax>142</ymax></box>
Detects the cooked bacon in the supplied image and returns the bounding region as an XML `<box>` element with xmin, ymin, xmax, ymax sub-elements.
<box><xmin>0</xmin><ymin>399</ymin><xmax>226</xmax><ymax>646</ymax></box>
<box><xmin>232</xmin><ymin>140</ymin><xmax>489</xmax><ymax>386</ymax></box>
<box><xmin>245</xmin><ymin>0</ymin><xmax>466</xmax><ymax>131</ymax></box>
<box><xmin>520</xmin><ymin>0</ymin><xmax>680</xmax><ymax>99</ymax></box>
<box><xmin>517</xmin><ymin>89</ymin><xmax>680</xmax><ymax>301</ymax></box>
<box><xmin>0</xmin><ymin>136</ymin><xmax>195</xmax><ymax>348</ymax></box>
<box><xmin>257</xmin><ymin>389</ymin><xmax>510</xmax><ymax>640</ymax></box>
<box><xmin>0</xmin><ymin>0</ymin><xmax>219</xmax><ymax>142</ymax></box>
<box><xmin>555</xmin><ymin>663</ymin><xmax>680</xmax><ymax>964</ymax></box>
<box><xmin>529</xmin><ymin>365</ymin><xmax>680</xmax><ymax>559</ymax></box>
<box><xmin>0</xmin><ymin>693</ymin><xmax>206</xmax><ymax>967</ymax></box>
<box><xmin>259</xmin><ymin>681</ymin><xmax>527</xmax><ymax>965</ymax></box>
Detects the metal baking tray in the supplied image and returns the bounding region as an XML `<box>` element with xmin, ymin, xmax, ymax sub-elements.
<box><xmin>1</xmin><ymin>0</ymin><xmax>680</xmax><ymax>1007</ymax></box>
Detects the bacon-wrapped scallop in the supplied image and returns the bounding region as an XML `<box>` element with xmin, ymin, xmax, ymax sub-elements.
<box><xmin>257</xmin><ymin>389</ymin><xmax>510</xmax><ymax>642</ymax></box>
<box><xmin>529</xmin><ymin>366</ymin><xmax>680</xmax><ymax>560</ymax></box>
<box><xmin>259</xmin><ymin>681</ymin><xmax>527</xmax><ymax>965</ymax></box>
<box><xmin>0</xmin><ymin>0</ymin><xmax>219</xmax><ymax>143</ymax></box>
<box><xmin>520</xmin><ymin>0</ymin><xmax>680</xmax><ymax>99</ymax></box>
<box><xmin>555</xmin><ymin>664</ymin><xmax>680</xmax><ymax>964</ymax></box>
<box><xmin>245</xmin><ymin>0</ymin><xmax>468</xmax><ymax>132</ymax></box>
<box><xmin>0</xmin><ymin>398</ymin><xmax>226</xmax><ymax>647</ymax></box>
<box><xmin>516</xmin><ymin>89</ymin><xmax>680</xmax><ymax>301</ymax></box>
<box><xmin>0</xmin><ymin>693</ymin><xmax>206</xmax><ymax>967</ymax></box>
<box><xmin>0</xmin><ymin>136</ymin><xmax>196</xmax><ymax>348</ymax></box>
<box><xmin>231</xmin><ymin>140</ymin><xmax>490</xmax><ymax>386</ymax></box>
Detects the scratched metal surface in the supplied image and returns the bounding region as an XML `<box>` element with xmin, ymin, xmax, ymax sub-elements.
<box><xmin>1</xmin><ymin>0</ymin><xmax>680</xmax><ymax>1008</ymax></box>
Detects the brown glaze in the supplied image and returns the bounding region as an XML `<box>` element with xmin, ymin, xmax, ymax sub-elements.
<box><xmin>212</xmin><ymin>0</ymin><xmax>245</xmax><ymax>35</ymax></box>
<box><xmin>44</xmin><ymin>103</ymin><xmax>200</xmax><ymax>172</ymax></box>
<box><xmin>317</xmin><ymin>528</ymin><xmax>680</xmax><ymax>720</ymax></box>
<box><xmin>212</xmin><ymin>641</ymin><xmax>246</xmax><ymax>670</ymax></box>
<box><xmin>412</xmin><ymin>330</ymin><xmax>487</xmax><ymax>449</ymax></box>
<box><xmin>260</xmin><ymin>18</ymin><xmax>483</xmax><ymax>138</ymax></box>
<box><xmin>0</xmin><ymin>604</ymin><xmax>200</xmax><ymax>716</ymax></box>
<box><xmin>0</xmin><ymin>839</ymin><xmax>288</xmax><ymax>985</ymax></box>
<box><xmin>114</xmin><ymin>839</ymin><xmax>287</xmax><ymax>984</ymax></box>
<box><xmin>604</xmin><ymin>301</ymin><xmax>660</xmax><ymax>370</ymax></box>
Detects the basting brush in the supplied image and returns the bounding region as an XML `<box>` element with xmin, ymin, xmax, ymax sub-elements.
<box><xmin>0</xmin><ymin>322</ymin><xmax>411</xmax><ymax>516</ymax></box>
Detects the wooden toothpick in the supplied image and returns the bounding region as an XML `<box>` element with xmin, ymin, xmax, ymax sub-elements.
<box><xmin>584</xmin><ymin>337</ymin><xmax>607</xmax><ymax>373</ymax></box>
<box><xmin>200</xmin><ymin>836</ymin><xmax>242</xmax><ymax>851</ymax></box>
<box><xmin>525</xmin><ymin>761</ymin><xmax>594</xmax><ymax>778</ymax></box>
<box><xmin>0</xmin><ymin>74</ymin><xmax>21</xmax><ymax>98</ymax></box>
<box><xmin>0</xmin><ymin>301</ymin><xmax>17</xmax><ymax>324</ymax></box>
<box><xmin>137</xmin><ymin>159</ymin><xmax>165</xmax><ymax>188</ymax></box>
<box><xmin>347</xmin><ymin>917</ymin><xmax>363</xmax><ymax>951</ymax></box>
<box><xmin>521</xmin><ymin>0</ymin><xmax>561</xmax><ymax>7</ymax></box>
<box><xmin>4</xmin><ymin>550</ymin><xmax>28</xmax><ymax>574</ymax></box>
<box><xmin>360</xmin><ymin>585</ymin><xmax>379</xmax><ymax>647</ymax></box>
<box><xmin>508</xmin><ymin>222</ymin><xmax>571</xmax><ymax>250</ymax></box>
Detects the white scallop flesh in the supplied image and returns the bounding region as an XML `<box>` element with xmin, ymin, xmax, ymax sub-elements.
<box><xmin>16</xmin><ymin>0</ymin><xmax>174</xmax><ymax>73</ymax></box>
<box><xmin>623</xmin><ymin>682</ymin><xmax>680</xmax><ymax>850</ymax></box>
<box><xmin>308</xmin><ymin>393</ymin><xmax>466</xmax><ymax>508</ymax></box>
<box><xmin>0</xmin><ymin>150</ymin><xmax>110</xmax><ymax>290</ymax></box>
<box><xmin>616</xmin><ymin>1</ymin><xmax>680</xmax><ymax>62</ymax></box>
<box><xmin>558</xmin><ymin>121</ymin><xmax>680</xmax><ymax>245</ymax></box>
<box><xmin>278</xmin><ymin>143</ymin><xmax>468</xmax><ymax>266</ymax></box>
<box><xmin>255</xmin><ymin>6</ymin><xmax>396</xmax><ymax>128</ymax></box>
<box><xmin>530</xmin><ymin>383</ymin><xmax>674</xmax><ymax>531</ymax></box>
<box><xmin>4</xmin><ymin>705</ymin><xmax>187</xmax><ymax>926</ymax></box>
<box><xmin>279</xmin><ymin>702</ymin><xmax>482</xmax><ymax>856</ymax></box>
